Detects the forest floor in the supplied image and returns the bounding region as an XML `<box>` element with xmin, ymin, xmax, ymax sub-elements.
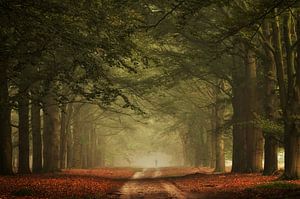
<box><xmin>0</xmin><ymin>167</ymin><xmax>299</xmax><ymax>199</ymax></box>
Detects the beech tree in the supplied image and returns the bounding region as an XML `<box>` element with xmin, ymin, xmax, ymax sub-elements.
<box><xmin>0</xmin><ymin>0</ymin><xmax>138</xmax><ymax>174</ymax></box>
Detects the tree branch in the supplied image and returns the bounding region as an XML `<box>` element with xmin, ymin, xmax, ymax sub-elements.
<box><xmin>139</xmin><ymin>1</ymin><xmax>185</xmax><ymax>31</ymax></box>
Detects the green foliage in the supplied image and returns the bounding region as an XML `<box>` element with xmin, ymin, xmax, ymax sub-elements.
<box><xmin>1</xmin><ymin>0</ymin><xmax>140</xmax><ymax>108</ymax></box>
<box><xmin>256</xmin><ymin>115</ymin><xmax>284</xmax><ymax>135</ymax></box>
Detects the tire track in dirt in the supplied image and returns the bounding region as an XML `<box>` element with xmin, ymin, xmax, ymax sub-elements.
<box><xmin>109</xmin><ymin>168</ymin><xmax>188</xmax><ymax>199</ymax></box>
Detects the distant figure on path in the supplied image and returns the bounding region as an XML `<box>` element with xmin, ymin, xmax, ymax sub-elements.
<box><xmin>155</xmin><ymin>159</ymin><xmax>158</xmax><ymax>167</ymax></box>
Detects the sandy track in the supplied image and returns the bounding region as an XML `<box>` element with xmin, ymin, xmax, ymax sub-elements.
<box><xmin>107</xmin><ymin>168</ymin><xmax>190</xmax><ymax>199</ymax></box>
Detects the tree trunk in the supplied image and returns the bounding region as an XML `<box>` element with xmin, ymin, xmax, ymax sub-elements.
<box><xmin>89</xmin><ymin>127</ymin><xmax>96</xmax><ymax>168</ymax></box>
<box><xmin>272</xmin><ymin>12</ymin><xmax>287</xmax><ymax>113</ymax></box>
<box><xmin>206</xmin><ymin>124</ymin><xmax>213</xmax><ymax>168</ymax></box>
<box><xmin>202</xmin><ymin>129</ymin><xmax>211</xmax><ymax>167</ymax></box>
<box><xmin>210</xmin><ymin>108</ymin><xmax>216</xmax><ymax>168</ymax></box>
<box><xmin>66</xmin><ymin>103</ymin><xmax>74</xmax><ymax>168</ymax></box>
<box><xmin>99</xmin><ymin>137</ymin><xmax>106</xmax><ymax>167</ymax></box>
<box><xmin>31</xmin><ymin>102</ymin><xmax>42</xmax><ymax>173</ymax></box>
<box><xmin>261</xmin><ymin>21</ymin><xmax>278</xmax><ymax>175</ymax></box>
<box><xmin>264</xmin><ymin>136</ymin><xmax>278</xmax><ymax>174</ymax></box>
<box><xmin>231</xmin><ymin>52</ymin><xmax>247</xmax><ymax>173</ymax></box>
<box><xmin>86</xmin><ymin>124</ymin><xmax>96</xmax><ymax>168</ymax></box>
<box><xmin>72</xmin><ymin>105</ymin><xmax>82</xmax><ymax>168</ymax></box>
<box><xmin>270</xmin><ymin>9</ymin><xmax>300</xmax><ymax>179</ymax></box>
<box><xmin>0</xmin><ymin>65</ymin><xmax>13</xmax><ymax>175</ymax></box>
<box><xmin>284</xmin><ymin>122</ymin><xmax>300</xmax><ymax>179</ymax></box>
<box><xmin>195</xmin><ymin>128</ymin><xmax>205</xmax><ymax>167</ymax></box>
<box><xmin>214</xmin><ymin>82</ymin><xmax>226</xmax><ymax>172</ymax></box>
<box><xmin>43</xmin><ymin>96</ymin><xmax>60</xmax><ymax>172</ymax></box>
<box><xmin>60</xmin><ymin>105</ymin><xmax>67</xmax><ymax>169</ymax></box>
<box><xmin>283</xmin><ymin>11</ymin><xmax>300</xmax><ymax>179</ymax></box>
<box><xmin>18</xmin><ymin>89</ymin><xmax>31</xmax><ymax>174</ymax></box>
<box><xmin>81</xmin><ymin>122</ymin><xmax>88</xmax><ymax>169</ymax></box>
<box><xmin>67</xmin><ymin>126</ymin><xmax>73</xmax><ymax>168</ymax></box>
<box><xmin>244</xmin><ymin>47</ymin><xmax>263</xmax><ymax>172</ymax></box>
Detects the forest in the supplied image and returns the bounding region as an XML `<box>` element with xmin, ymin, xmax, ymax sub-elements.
<box><xmin>0</xmin><ymin>0</ymin><xmax>300</xmax><ymax>198</ymax></box>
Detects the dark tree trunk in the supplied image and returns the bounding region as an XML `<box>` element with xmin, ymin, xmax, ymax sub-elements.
<box><xmin>245</xmin><ymin>47</ymin><xmax>264</xmax><ymax>172</ymax></box>
<box><xmin>0</xmin><ymin>65</ymin><xmax>13</xmax><ymax>175</ymax></box>
<box><xmin>231</xmin><ymin>52</ymin><xmax>247</xmax><ymax>173</ymax></box>
<box><xmin>43</xmin><ymin>105</ymin><xmax>50</xmax><ymax>171</ymax></box>
<box><xmin>284</xmin><ymin>123</ymin><xmax>300</xmax><ymax>179</ymax></box>
<box><xmin>269</xmin><ymin>10</ymin><xmax>300</xmax><ymax>179</ymax></box>
<box><xmin>272</xmin><ymin>12</ymin><xmax>287</xmax><ymax>113</ymax></box>
<box><xmin>283</xmin><ymin>11</ymin><xmax>300</xmax><ymax>179</ymax></box>
<box><xmin>18</xmin><ymin>89</ymin><xmax>31</xmax><ymax>174</ymax></box>
<box><xmin>31</xmin><ymin>102</ymin><xmax>42</xmax><ymax>173</ymax></box>
<box><xmin>60</xmin><ymin>105</ymin><xmax>67</xmax><ymax>169</ymax></box>
<box><xmin>43</xmin><ymin>96</ymin><xmax>60</xmax><ymax>172</ymax></box>
<box><xmin>270</xmin><ymin>10</ymin><xmax>297</xmax><ymax>179</ymax></box>
<box><xmin>66</xmin><ymin>104</ymin><xmax>74</xmax><ymax>168</ymax></box>
<box><xmin>264</xmin><ymin>136</ymin><xmax>278</xmax><ymax>175</ymax></box>
<box><xmin>261</xmin><ymin>21</ymin><xmax>278</xmax><ymax>175</ymax></box>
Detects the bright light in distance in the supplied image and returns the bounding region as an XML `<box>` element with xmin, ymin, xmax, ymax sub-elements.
<box><xmin>131</xmin><ymin>152</ymin><xmax>172</xmax><ymax>168</ymax></box>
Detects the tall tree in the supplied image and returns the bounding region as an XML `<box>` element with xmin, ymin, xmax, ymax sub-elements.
<box><xmin>0</xmin><ymin>66</ymin><xmax>13</xmax><ymax>175</ymax></box>
<box><xmin>244</xmin><ymin>46</ymin><xmax>264</xmax><ymax>172</ymax></box>
<box><xmin>43</xmin><ymin>95</ymin><xmax>61</xmax><ymax>172</ymax></box>
<box><xmin>261</xmin><ymin>21</ymin><xmax>278</xmax><ymax>175</ymax></box>
<box><xmin>72</xmin><ymin>104</ymin><xmax>83</xmax><ymax>168</ymax></box>
<box><xmin>18</xmin><ymin>87</ymin><xmax>31</xmax><ymax>174</ymax></box>
<box><xmin>270</xmin><ymin>9</ymin><xmax>300</xmax><ymax>179</ymax></box>
<box><xmin>60</xmin><ymin>105</ymin><xmax>67</xmax><ymax>169</ymax></box>
<box><xmin>31</xmin><ymin>101</ymin><xmax>42</xmax><ymax>173</ymax></box>
<box><xmin>213</xmin><ymin>81</ymin><xmax>226</xmax><ymax>172</ymax></box>
<box><xmin>283</xmin><ymin>10</ymin><xmax>300</xmax><ymax>179</ymax></box>
<box><xmin>231</xmin><ymin>49</ymin><xmax>247</xmax><ymax>172</ymax></box>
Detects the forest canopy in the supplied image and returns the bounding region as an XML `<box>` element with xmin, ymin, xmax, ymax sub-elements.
<box><xmin>0</xmin><ymin>0</ymin><xmax>300</xmax><ymax>180</ymax></box>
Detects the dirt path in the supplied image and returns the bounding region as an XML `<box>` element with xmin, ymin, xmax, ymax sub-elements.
<box><xmin>106</xmin><ymin>168</ymin><xmax>192</xmax><ymax>199</ymax></box>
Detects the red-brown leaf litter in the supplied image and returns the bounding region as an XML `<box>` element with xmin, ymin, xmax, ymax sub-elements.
<box><xmin>0</xmin><ymin>167</ymin><xmax>299</xmax><ymax>199</ymax></box>
<box><xmin>167</xmin><ymin>168</ymin><xmax>300</xmax><ymax>199</ymax></box>
<box><xmin>0</xmin><ymin>168</ymin><xmax>135</xmax><ymax>198</ymax></box>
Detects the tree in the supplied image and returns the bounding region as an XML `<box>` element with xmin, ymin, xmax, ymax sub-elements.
<box><xmin>0</xmin><ymin>0</ymin><xmax>139</xmax><ymax>174</ymax></box>
<box><xmin>260</xmin><ymin>21</ymin><xmax>279</xmax><ymax>175</ymax></box>
<box><xmin>18</xmin><ymin>85</ymin><xmax>30</xmax><ymax>174</ymax></box>
<box><xmin>213</xmin><ymin>81</ymin><xmax>226</xmax><ymax>172</ymax></box>
<box><xmin>0</xmin><ymin>65</ymin><xmax>13</xmax><ymax>175</ymax></box>
<box><xmin>43</xmin><ymin>94</ymin><xmax>61</xmax><ymax>172</ymax></box>
<box><xmin>31</xmin><ymin>101</ymin><xmax>43</xmax><ymax>173</ymax></box>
